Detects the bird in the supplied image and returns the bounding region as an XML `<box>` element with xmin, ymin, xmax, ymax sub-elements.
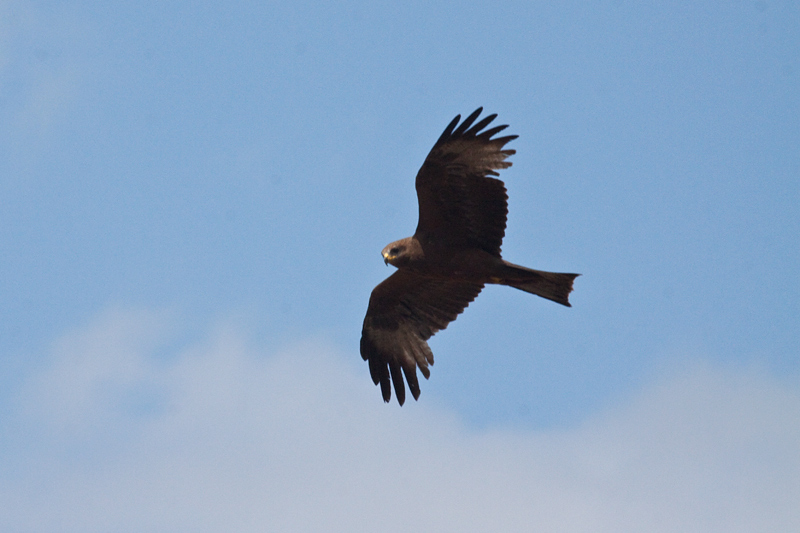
<box><xmin>360</xmin><ymin>108</ymin><xmax>578</xmax><ymax>405</ymax></box>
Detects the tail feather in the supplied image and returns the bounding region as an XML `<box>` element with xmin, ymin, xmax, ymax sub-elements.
<box><xmin>501</xmin><ymin>262</ymin><xmax>579</xmax><ymax>307</ymax></box>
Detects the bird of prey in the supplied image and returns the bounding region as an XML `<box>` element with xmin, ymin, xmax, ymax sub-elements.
<box><xmin>360</xmin><ymin>108</ymin><xmax>578</xmax><ymax>405</ymax></box>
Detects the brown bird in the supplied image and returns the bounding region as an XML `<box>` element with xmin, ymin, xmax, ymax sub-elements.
<box><xmin>360</xmin><ymin>108</ymin><xmax>578</xmax><ymax>405</ymax></box>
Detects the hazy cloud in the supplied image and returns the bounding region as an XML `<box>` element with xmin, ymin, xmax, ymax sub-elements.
<box><xmin>2</xmin><ymin>309</ymin><xmax>798</xmax><ymax>532</ymax></box>
<box><xmin>0</xmin><ymin>0</ymin><xmax>88</xmax><ymax>145</ymax></box>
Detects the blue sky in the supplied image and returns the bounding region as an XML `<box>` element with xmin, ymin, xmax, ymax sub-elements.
<box><xmin>1</xmin><ymin>1</ymin><xmax>798</xmax><ymax>530</ymax></box>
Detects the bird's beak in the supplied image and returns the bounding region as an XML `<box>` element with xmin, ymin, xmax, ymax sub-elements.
<box><xmin>382</xmin><ymin>253</ymin><xmax>389</xmax><ymax>266</ymax></box>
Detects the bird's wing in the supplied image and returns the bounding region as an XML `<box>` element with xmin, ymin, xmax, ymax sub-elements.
<box><xmin>360</xmin><ymin>270</ymin><xmax>484</xmax><ymax>405</ymax></box>
<box><xmin>415</xmin><ymin>108</ymin><xmax>518</xmax><ymax>256</ymax></box>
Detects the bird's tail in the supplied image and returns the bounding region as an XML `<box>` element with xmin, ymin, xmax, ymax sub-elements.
<box><xmin>501</xmin><ymin>261</ymin><xmax>579</xmax><ymax>307</ymax></box>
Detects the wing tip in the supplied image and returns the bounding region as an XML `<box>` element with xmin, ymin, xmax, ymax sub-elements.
<box><xmin>435</xmin><ymin>108</ymin><xmax>516</xmax><ymax>150</ymax></box>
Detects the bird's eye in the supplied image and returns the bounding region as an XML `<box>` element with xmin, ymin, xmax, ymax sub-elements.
<box><xmin>391</xmin><ymin>247</ymin><xmax>399</xmax><ymax>255</ymax></box>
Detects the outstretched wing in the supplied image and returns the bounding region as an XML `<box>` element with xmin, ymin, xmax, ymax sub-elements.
<box><xmin>360</xmin><ymin>270</ymin><xmax>484</xmax><ymax>405</ymax></box>
<box><xmin>415</xmin><ymin>108</ymin><xmax>518</xmax><ymax>256</ymax></box>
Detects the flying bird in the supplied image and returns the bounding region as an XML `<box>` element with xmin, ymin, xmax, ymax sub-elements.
<box><xmin>360</xmin><ymin>108</ymin><xmax>578</xmax><ymax>405</ymax></box>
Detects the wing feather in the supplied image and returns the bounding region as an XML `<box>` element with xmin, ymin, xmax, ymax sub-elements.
<box><xmin>415</xmin><ymin>108</ymin><xmax>518</xmax><ymax>256</ymax></box>
<box><xmin>360</xmin><ymin>270</ymin><xmax>484</xmax><ymax>404</ymax></box>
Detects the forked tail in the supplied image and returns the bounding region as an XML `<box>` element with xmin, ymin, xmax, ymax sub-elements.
<box><xmin>501</xmin><ymin>261</ymin><xmax>579</xmax><ymax>307</ymax></box>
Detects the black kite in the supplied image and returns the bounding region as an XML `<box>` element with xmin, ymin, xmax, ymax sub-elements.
<box><xmin>360</xmin><ymin>108</ymin><xmax>578</xmax><ymax>405</ymax></box>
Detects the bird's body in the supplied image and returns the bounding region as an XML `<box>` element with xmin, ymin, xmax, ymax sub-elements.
<box><xmin>382</xmin><ymin>236</ymin><xmax>576</xmax><ymax>304</ymax></box>
<box><xmin>361</xmin><ymin>109</ymin><xmax>578</xmax><ymax>405</ymax></box>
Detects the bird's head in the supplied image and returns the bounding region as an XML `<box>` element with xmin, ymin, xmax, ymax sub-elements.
<box><xmin>381</xmin><ymin>240</ymin><xmax>410</xmax><ymax>267</ymax></box>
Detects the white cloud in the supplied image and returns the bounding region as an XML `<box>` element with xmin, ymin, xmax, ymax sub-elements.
<box><xmin>2</xmin><ymin>309</ymin><xmax>798</xmax><ymax>532</ymax></box>
<box><xmin>0</xmin><ymin>0</ymin><xmax>88</xmax><ymax>145</ymax></box>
